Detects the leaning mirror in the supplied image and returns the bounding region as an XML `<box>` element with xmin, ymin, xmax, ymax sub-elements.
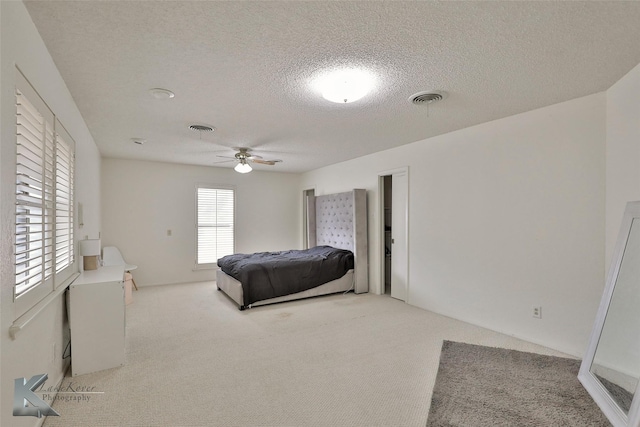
<box><xmin>579</xmin><ymin>201</ymin><xmax>640</xmax><ymax>427</ymax></box>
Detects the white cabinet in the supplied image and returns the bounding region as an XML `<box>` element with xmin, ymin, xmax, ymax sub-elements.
<box><xmin>68</xmin><ymin>265</ymin><xmax>126</xmax><ymax>376</ymax></box>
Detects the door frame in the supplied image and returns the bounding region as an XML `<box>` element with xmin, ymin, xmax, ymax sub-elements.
<box><xmin>302</xmin><ymin>187</ymin><xmax>316</xmax><ymax>249</ymax></box>
<box><xmin>377</xmin><ymin>167</ymin><xmax>409</xmax><ymax>298</ymax></box>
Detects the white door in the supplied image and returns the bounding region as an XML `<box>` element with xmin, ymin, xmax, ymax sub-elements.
<box><xmin>391</xmin><ymin>171</ymin><xmax>408</xmax><ymax>301</ymax></box>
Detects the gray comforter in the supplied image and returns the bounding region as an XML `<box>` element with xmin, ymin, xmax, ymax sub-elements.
<box><xmin>217</xmin><ymin>245</ymin><xmax>354</xmax><ymax>306</ymax></box>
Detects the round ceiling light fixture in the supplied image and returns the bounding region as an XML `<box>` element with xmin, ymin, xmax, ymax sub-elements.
<box><xmin>149</xmin><ymin>88</ymin><xmax>175</xmax><ymax>99</ymax></box>
<box><xmin>313</xmin><ymin>68</ymin><xmax>376</xmax><ymax>104</ymax></box>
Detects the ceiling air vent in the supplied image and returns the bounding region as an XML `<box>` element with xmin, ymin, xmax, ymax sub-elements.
<box><xmin>189</xmin><ymin>124</ymin><xmax>215</xmax><ymax>132</ymax></box>
<box><xmin>409</xmin><ymin>90</ymin><xmax>447</xmax><ymax>105</ymax></box>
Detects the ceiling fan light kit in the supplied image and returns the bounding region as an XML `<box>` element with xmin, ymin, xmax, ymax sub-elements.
<box><xmin>234</xmin><ymin>162</ymin><xmax>252</xmax><ymax>174</ymax></box>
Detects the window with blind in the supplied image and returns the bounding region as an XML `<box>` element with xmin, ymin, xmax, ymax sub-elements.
<box><xmin>15</xmin><ymin>71</ymin><xmax>75</xmax><ymax>315</ymax></box>
<box><xmin>196</xmin><ymin>186</ymin><xmax>234</xmax><ymax>267</ymax></box>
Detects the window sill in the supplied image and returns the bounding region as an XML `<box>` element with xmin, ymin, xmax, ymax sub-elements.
<box><xmin>9</xmin><ymin>272</ymin><xmax>80</xmax><ymax>339</ymax></box>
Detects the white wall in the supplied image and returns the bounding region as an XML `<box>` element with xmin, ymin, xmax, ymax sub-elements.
<box><xmin>1</xmin><ymin>2</ymin><xmax>101</xmax><ymax>426</ymax></box>
<box><xmin>301</xmin><ymin>93</ymin><xmax>606</xmax><ymax>357</ymax></box>
<box><xmin>606</xmin><ymin>62</ymin><xmax>640</xmax><ymax>264</ymax></box>
<box><xmin>101</xmin><ymin>158</ymin><xmax>300</xmax><ymax>286</ymax></box>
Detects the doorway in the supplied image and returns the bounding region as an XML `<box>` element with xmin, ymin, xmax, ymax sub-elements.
<box><xmin>379</xmin><ymin>169</ymin><xmax>408</xmax><ymax>301</ymax></box>
<box><xmin>383</xmin><ymin>176</ymin><xmax>392</xmax><ymax>295</ymax></box>
<box><xmin>302</xmin><ymin>188</ymin><xmax>315</xmax><ymax>249</ymax></box>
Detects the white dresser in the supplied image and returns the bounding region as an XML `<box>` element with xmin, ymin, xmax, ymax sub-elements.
<box><xmin>68</xmin><ymin>265</ymin><xmax>126</xmax><ymax>376</ymax></box>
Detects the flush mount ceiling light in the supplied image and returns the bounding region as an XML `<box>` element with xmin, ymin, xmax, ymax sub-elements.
<box><xmin>314</xmin><ymin>68</ymin><xmax>376</xmax><ymax>104</ymax></box>
<box><xmin>149</xmin><ymin>88</ymin><xmax>175</xmax><ymax>99</ymax></box>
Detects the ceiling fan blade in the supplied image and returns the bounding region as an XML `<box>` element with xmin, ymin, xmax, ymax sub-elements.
<box><xmin>216</xmin><ymin>155</ymin><xmax>236</xmax><ymax>159</ymax></box>
<box><xmin>211</xmin><ymin>159</ymin><xmax>234</xmax><ymax>164</ymax></box>
<box><xmin>251</xmin><ymin>158</ymin><xmax>282</xmax><ymax>165</ymax></box>
<box><xmin>247</xmin><ymin>154</ymin><xmax>263</xmax><ymax>160</ymax></box>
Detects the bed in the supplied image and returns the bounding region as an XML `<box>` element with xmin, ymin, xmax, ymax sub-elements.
<box><xmin>216</xmin><ymin>189</ymin><xmax>368</xmax><ymax>310</ymax></box>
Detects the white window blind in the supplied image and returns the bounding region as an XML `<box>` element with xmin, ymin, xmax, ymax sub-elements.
<box><xmin>15</xmin><ymin>71</ymin><xmax>76</xmax><ymax>315</ymax></box>
<box><xmin>196</xmin><ymin>187</ymin><xmax>234</xmax><ymax>266</ymax></box>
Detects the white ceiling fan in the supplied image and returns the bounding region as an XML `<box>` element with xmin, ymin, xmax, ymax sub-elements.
<box><xmin>215</xmin><ymin>148</ymin><xmax>282</xmax><ymax>173</ymax></box>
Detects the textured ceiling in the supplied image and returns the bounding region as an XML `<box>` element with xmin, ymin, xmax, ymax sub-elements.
<box><xmin>23</xmin><ymin>1</ymin><xmax>640</xmax><ymax>173</ymax></box>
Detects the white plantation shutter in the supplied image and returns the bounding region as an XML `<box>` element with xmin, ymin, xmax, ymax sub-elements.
<box><xmin>15</xmin><ymin>87</ymin><xmax>55</xmax><ymax>299</ymax></box>
<box><xmin>54</xmin><ymin>122</ymin><xmax>75</xmax><ymax>280</ymax></box>
<box><xmin>196</xmin><ymin>187</ymin><xmax>234</xmax><ymax>266</ymax></box>
<box><xmin>14</xmin><ymin>71</ymin><xmax>76</xmax><ymax>314</ymax></box>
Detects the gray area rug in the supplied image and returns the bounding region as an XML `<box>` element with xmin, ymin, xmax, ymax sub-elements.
<box><xmin>427</xmin><ymin>341</ymin><xmax>611</xmax><ymax>426</ymax></box>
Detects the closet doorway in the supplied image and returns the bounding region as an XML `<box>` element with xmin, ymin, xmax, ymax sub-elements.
<box><xmin>379</xmin><ymin>168</ymin><xmax>409</xmax><ymax>301</ymax></box>
<box><xmin>302</xmin><ymin>188</ymin><xmax>315</xmax><ymax>249</ymax></box>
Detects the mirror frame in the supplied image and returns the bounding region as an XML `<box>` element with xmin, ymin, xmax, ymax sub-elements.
<box><xmin>579</xmin><ymin>201</ymin><xmax>640</xmax><ymax>427</ymax></box>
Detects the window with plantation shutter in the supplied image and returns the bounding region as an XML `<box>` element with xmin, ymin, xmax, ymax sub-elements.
<box><xmin>15</xmin><ymin>87</ymin><xmax>55</xmax><ymax>299</ymax></box>
<box><xmin>196</xmin><ymin>186</ymin><xmax>234</xmax><ymax>267</ymax></box>
<box><xmin>15</xmin><ymin>71</ymin><xmax>76</xmax><ymax>316</ymax></box>
<box><xmin>54</xmin><ymin>124</ymin><xmax>75</xmax><ymax>277</ymax></box>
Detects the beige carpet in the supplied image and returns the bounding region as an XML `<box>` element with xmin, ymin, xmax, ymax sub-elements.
<box><xmin>44</xmin><ymin>282</ymin><xmax>576</xmax><ymax>427</ymax></box>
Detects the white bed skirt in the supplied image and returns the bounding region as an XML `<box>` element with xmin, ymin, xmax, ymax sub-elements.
<box><xmin>215</xmin><ymin>269</ymin><xmax>355</xmax><ymax>310</ymax></box>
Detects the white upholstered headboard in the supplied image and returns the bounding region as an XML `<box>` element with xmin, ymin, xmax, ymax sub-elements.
<box><xmin>307</xmin><ymin>189</ymin><xmax>368</xmax><ymax>293</ymax></box>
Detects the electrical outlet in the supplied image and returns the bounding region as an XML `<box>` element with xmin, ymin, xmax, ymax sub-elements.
<box><xmin>532</xmin><ymin>306</ymin><xmax>542</xmax><ymax>319</ymax></box>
